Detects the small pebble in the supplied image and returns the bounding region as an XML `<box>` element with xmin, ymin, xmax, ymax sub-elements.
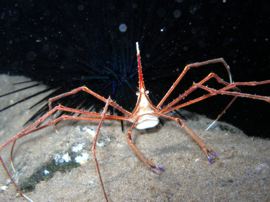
<box><xmin>75</xmin><ymin>153</ymin><xmax>89</xmax><ymax>165</ymax></box>
<box><xmin>62</xmin><ymin>153</ymin><xmax>71</xmax><ymax>163</ymax></box>
<box><xmin>97</xmin><ymin>141</ymin><xmax>105</xmax><ymax>147</ymax></box>
<box><xmin>78</xmin><ymin>126</ymin><xmax>96</xmax><ymax>137</ymax></box>
<box><xmin>0</xmin><ymin>185</ymin><xmax>8</xmax><ymax>192</ymax></box>
<box><xmin>43</xmin><ymin>169</ymin><xmax>50</xmax><ymax>175</ymax></box>
<box><xmin>72</xmin><ymin>143</ymin><xmax>85</xmax><ymax>153</ymax></box>
<box><xmin>54</xmin><ymin>153</ymin><xmax>71</xmax><ymax>164</ymax></box>
<box><xmin>195</xmin><ymin>158</ymin><xmax>200</xmax><ymax>162</ymax></box>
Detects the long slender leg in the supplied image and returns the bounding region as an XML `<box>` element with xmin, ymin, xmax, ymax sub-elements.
<box><xmin>0</xmin><ymin>106</ymin><xmax>128</xmax><ymax>200</ymax></box>
<box><xmin>205</xmin><ymin>97</ymin><xmax>237</xmax><ymax>131</ymax></box>
<box><xmin>160</xmin><ymin>72</ymin><xmax>232</xmax><ymax>114</ymax></box>
<box><xmin>220</xmin><ymin>80</ymin><xmax>270</xmax><ymax>91</ymax></box>
<box><xmin>48</xmin><ymin>86</ymin><xmax>131</xmax><ymax>116</ymax></box>
<box><xmin>8</xmin><ymin>113</ymin><xmax>123</xmax><ymax>150</ymax></box>
<box><xmin>0</xmin><ymin>156</ymin><xmax>21</xmax><ymax>195</ymax></box>
<box><xmin>0</xmin><ymin>114</ymin><xmax>105</xmax><ymax>200</ymax></box>
<box><xmin>157</xmin><ymin>58</ymin><xmax>232</xmax><ymax>108</ymax></box>
<box><xmin>9</xmin><ymin>105</ymin><xmax>125</xmax><ymax>171</ymax></box>
<box><xmin>126</xmin><ymin>117</ymin><xmax>165</xmax><ymax>174</ymax></box>
<box><xmin>91</xmin><ymin>98</ymin><xmax>110</xmax><ymax>202</ymax></box>
<box><xmin>161</xmin><ymin>74</ymin><xmax>270</xmax><ymax>114</ymax></box>
<box><xmin>206</xmin><ymin>83</ymin><xmax>269</xmax><ymax>129</ymax></box>
<box><xmin>196</xmin><ymin>82</ymin><xmax>270</xmax><ymax>103</ymax></box>
<box><xmin>163</xmin><ymin>92</ymin><xmax>237</xmax><ymax>131</ymax></box>
<box><xmin>9</xmin><ymin>105</ymin><xmax>128</xmax><ymax>165</ymax></box>
<box><xmin>157</xmin><ymin>113</ymin><xmax>218</xmax><ymax>163</ymax></box>
<box><xmin>157</xmin><ymin>80</ymin><xmax>270</xmax><ymax>162</ymax></box>
<box><xmin>127</xmin><ymin>112</ymin><xmax>218</xmax><ymax>168</ymax></box>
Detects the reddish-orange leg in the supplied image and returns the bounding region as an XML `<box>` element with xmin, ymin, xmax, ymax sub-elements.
<box><xmin>126</xmin><ymin>116</ymin><xmax>165</xmax><ymax>174</ymax></box>
<box><xmin>1</xmin><ymin>42</ymin><xmax>270</xmax><ymax>202</ymax></box>
<box><xmin>91</xmin><ymin>98</ymin><xmax>112</xmax><ymax>202</ymax></box>
<box><xmin>48</xmin><ymin>86</ymin><xmax>131</xmax><ymax>116</ymax></box>
<box><xmin>157</xmin><ymin>58</ymin><xmax>233</xmax><ymax>109</ymax></box>
<box><xmin>9</xmin><ymin>105</ymin><xmax>127</xmax><ymax>172</ymax></box>
<box><xmin>0</xmin><ymin>100</ymin><xmax>128</xmax><ymax>201</ymax></box>
<box><xmin>155</xmin><ymin>58</ymin><xmax>236</xmax><ymax>131</ymax></box>
<box><xmin>161</xmin><ymin>73</ymin><xmax>270</xmax><ymax>114</ymax></box>
<box><xmin>157</xmin><ymin>72</ymin><xmax>269</xmax><ymax>163</ymax></box>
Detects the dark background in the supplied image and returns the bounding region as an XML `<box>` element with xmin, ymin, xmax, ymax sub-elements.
<box><xmin>0</xmin><ymin>0</ymin><xmax>269</xmax><ymax>137</ymax></box>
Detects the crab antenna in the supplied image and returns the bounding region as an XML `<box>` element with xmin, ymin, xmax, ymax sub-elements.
<box><xmin>136</xmin><ymin>42</ymin><xmax>145</xmax><ymax>90</ymax></box>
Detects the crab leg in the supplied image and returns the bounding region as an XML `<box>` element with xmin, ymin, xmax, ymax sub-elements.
<box><xmin>91</xmin><ymin>98</ymin><xmax>111</xmax><ymax>202</ymax></box>
<box><xmin>160</xmin><ymin>72</ymin><xmax>231</xmax><ymax>113</ymax></box>
<box><xmin>161</xmin><ymin>73</ymin><xmax>270</xmax><ymax>114</ymax></box>
<box><xmin>0</xmin><ymin>104</ymin><xmax>128</xmax><ymax>201</ymax></box>
<box><xmin>157</xmin><ymin>58</ymin><xmax>232</xmax><ymax>108</ymax></box>
<box><xmin>126</xmin><ymin>115</ymin><xmax>165</xmax><ymax>174</ymax></box>
<box><xmin>158</xmin><ymin>113</ymin><xmax>218</xmax><ymax>163</ymax></box>
<box><xmin>48</xmin><ymin>86</ymin><xmax>131</xmax><ymax>116</ymax></box>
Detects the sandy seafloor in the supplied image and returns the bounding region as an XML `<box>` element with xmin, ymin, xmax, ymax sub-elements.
<box><xmin>0</xmin><ymin>74</ymin><xmax>269</xmax><ymax>202</ymax></box>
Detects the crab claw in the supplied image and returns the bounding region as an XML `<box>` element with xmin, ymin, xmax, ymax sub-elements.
<box><xmin>151</xmin><ymin>164</ymin><xmax>165</xmax><ymax>174</ymax></box>
<box><xmin>207</xmin><ymin>151</ymin><xmax>218</xmax><ymax>164</ymax></box>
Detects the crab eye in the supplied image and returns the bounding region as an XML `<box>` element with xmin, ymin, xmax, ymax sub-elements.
<box><xmin>136</xmin><ymin>91</ymin><xmax>139</xmax><ymax>96</ymax></box>
<box><xmin>145</xmin><ymin>90</ymin><xmax>149</xmax><ymax>95</ymax></box>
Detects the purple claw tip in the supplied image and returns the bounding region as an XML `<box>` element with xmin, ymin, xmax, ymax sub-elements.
<box><xmin>207</xmin><ymin>157</ymin><xmax>215</xmax><ymax>164</ymax></box>
<box><xmin>151</xmin><ymin>164</ymin><xmax>165</xmax><ymax>174</ymax></box>
<box><xmin>157</xmin><ymin>164</ymin><xmax>165</xmax><ymax>172</ymax></box>
<box><xmin>207</xmin><ymin>151</ymin><xmax>218</xmax><ymax>164</ymax></box>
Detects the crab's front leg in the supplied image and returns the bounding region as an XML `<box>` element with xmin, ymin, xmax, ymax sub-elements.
<box><xmin>159</xmin><ymin>113</ymin><xmax>218</xmax><ymax>164</ymax></box>
<box><xmin>126</xmin><ymin>117</ymin><xmax>165</xmax><ymax>174</ymax></box>
<box><xmin>177</xmin><ymin>118</ymin><xmax>218</xmax><ymax>163</ymax></box>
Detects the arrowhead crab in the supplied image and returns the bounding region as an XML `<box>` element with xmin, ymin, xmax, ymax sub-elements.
<box><xmin>0</xmin><ymin>42</ymin><xmax>270</xmax><ymax>201</ymax></box>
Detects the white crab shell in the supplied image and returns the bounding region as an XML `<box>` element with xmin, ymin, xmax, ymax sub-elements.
<box><xmin>135</xmin><ymin>93</ymin><xmax>159</xmax><ymax>130</ymax></box>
